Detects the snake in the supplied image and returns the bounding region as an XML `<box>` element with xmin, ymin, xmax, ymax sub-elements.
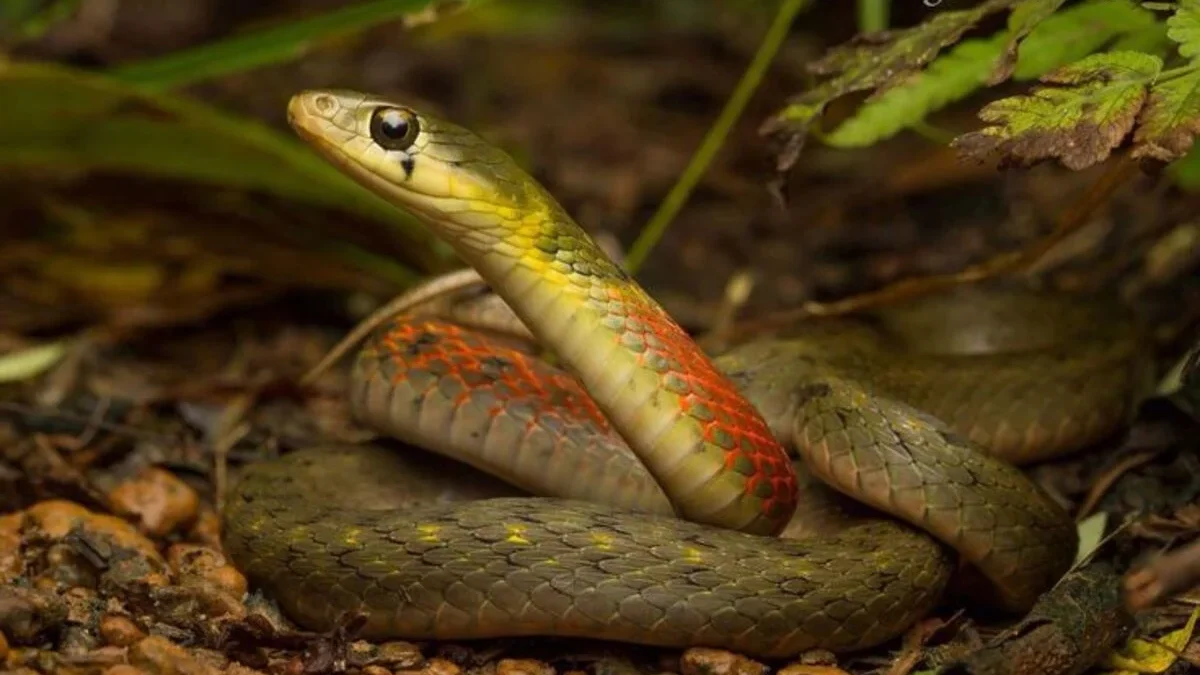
<box><xmin>221</xmin><ymin>89</ymin><xmax>1151</xmax><ymax>658</ymax></box>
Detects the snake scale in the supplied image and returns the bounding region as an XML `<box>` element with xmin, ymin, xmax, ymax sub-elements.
<box><xmin>221</xmin><ymin>90</ymin><xmax>1151</xmax><ymax>657</ymax></box>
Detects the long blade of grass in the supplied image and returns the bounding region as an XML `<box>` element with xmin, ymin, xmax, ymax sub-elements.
<box><xmin>108</xmin><ymin>0</ymin><xmax>480</xmax><ymax>90</ymax></box>
<box><xmin>0</xmin><ymin>61</ymin><xmax>441</xmax><ymax>283</ymax></box>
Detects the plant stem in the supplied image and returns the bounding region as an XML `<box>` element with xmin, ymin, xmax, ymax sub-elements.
<box><xmin>623</xmin><ymin>0</ymin><xmax>811</xmax><ymax>274</ymax></box>
<box><xmin>858</xmin><ymin>0</ymin><xmax>889</xmax><ymax>33</ymax></box>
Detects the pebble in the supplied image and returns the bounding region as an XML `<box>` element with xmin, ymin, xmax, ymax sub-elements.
<box><xmin>0</xmin><ymin>513</ymin><xmax>23</xmax><ymax>582</ymax></box>
<box><xmin>679</xmin><ymin>648</ymin><xmax>766</xmax><ymax>675</ymax></box>
<box><xmin>166</xmin><ymin>544</ymin><xmax>247</xmax><ymax>597</ymax></box>
<box><xmin>398</xmin><ymin>657</ymin><xmax>462</xmax><ymax>675</ymax></box>
<box><xmin>128</xmin><ymin>635</ymin><xmax>221</xmax><ymax>675</ymax></box>
<box><xmin>497</xmin><ymin>659</ymin><xmax>555</xmax><ymax>675</ymax></box>
<box><xmin>109</xmin><ymin>468</ymin><xmax>200</xmax><ymax>537</ymax></box>
<box><xmin>187</xmin><ymin>508</ymin><xmax>222</xmax><ymax>550</ymax></box>
<box><xmin>99</xmin><ymin>613</ymin><xmax>145</xmax><ymax>647</ymax></box>
<box><xmin>0</xmin><ymin>585</ymin><xmax>68</xmax><ymax>643</ymax></box>
<box><xmin>24</xmin><ymin>501</ymin><xmax>162</xmax><ymax>562</ymax></box>
<box><xmin>349</xmin><ymin>640</ymin><xmax>424</xmax><ymax>671</ymax></box>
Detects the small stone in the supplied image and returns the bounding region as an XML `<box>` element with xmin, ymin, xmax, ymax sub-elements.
<box><xmin>206</xmin><ymin>565</ymin><xmax>247</xmax><ymax>598</ymax></box>
<box><xmin>376</xmin><ymin>641</ymin><xmax>423</xmax><ymax>669</ymax></box>
<box><xmin>0</xmin><ymin>585</ymin><xmax>68</xmax><ymax>643</ymax></box>
<box><xmin>0</xmin><ymin>513</ymin><xmax>24</xmax><ymax>582</ymax></box>
<box><xmin>25</xmin><ymin>501</ymin><xmax>161</xmax><ymax>562</ymax></box>
<box><xmin>679</xmin><ymin>648</ymin><xmax>766</xmax><ymax>675</ymax></box>
<box><xmin>398</xmin><ymin>657</ymin><xmax>461</xmax><ymax>675</ymax></box>
<box><xmin>279</xmin><ymin>657</ymin><xmax>306</xmax><ymax>675</ymax></box>
<box><xmin>128</xmin><ymin>635</ymin><xmax>221</xmax><ymax>675</ymax></box>
<box><xmin>166</xmin><ymin>544</ymin><xmax>247</xmax><ymax>597</ymax></box>
<box><xmin>99</xmin><ymin>613</ymin><xmax>144</xmax><ymax>647</ymax></box>
<box><xmin>109</xmin><ymin>468</ymin><xmax>200</xmax><ymax>537</ymax></box>
<box><xmin>188</xmin><ymin>509</ymin><xmax>222</xmax><ymax>550</ymax></box>
<box><xmin>497</xmin><ymin>658</ymin><xmax>555</xmax><ymax>675</ymax></box>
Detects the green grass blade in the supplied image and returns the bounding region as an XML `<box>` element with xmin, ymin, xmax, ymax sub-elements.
<box><xmin>0</xmin><ymin>61</ymin><xmax>438</xmax><ymax>283</ymax></box>
<box><xmin>108</xmin><ymin>0</ymin><xmax>477</xmax><ymax>90</ymax></box>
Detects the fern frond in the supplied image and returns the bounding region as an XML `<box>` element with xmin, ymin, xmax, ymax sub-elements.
<box><xmin>953</xmin><ymin>52</ymin><xmax>1162</xmax><ymax>169</ymax></box>
<box><xmin>825</xmin><ymin>36</ymin><xmax>1006</xmax><ymax>148</ymax></box>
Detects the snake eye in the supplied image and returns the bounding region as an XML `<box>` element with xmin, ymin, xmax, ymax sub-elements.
<box><xmin>369</xmin><ymin>107</ymin><xmax>419</xmax><ymax>151</ymax></box>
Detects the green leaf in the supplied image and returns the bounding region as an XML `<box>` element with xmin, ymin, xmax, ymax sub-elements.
<box><xmin>1013</xmin><ymin>0</ymin><xmax>1160</xmax><ymax>81</ymax></box>
<box><xmin>1109</xmin><ymin>17</ymin><xmax>1172</xmax><ymax>57</ymax></box>
<box><xmin>991</xmin><ymin>0</ymin><xmax>1070</xmax><ymax>83</ymax></box>
<box><xmin>109</xmin><ymin>0</ymin><xmax>470</xmax><ymax>90</ymax></box>
<box><xmin>762</xmin><ymin>0</ymin><xmax>1021</xmax><ymax>169</ymax></box>
<box><xmin>0</xmin><ymin>62</ymin><xmax>430</xmax><ymax>284</ymax></box>
<box><xmin>1167</xmin><ymin>0</ymin><xmax>1200</xmax><ymax>58</ymax></box>
<box><xmin>825</xmin><ymin>36</ymin><xmax>1007</xmax><ymax>147</ymax></box>
<box><xmin>953</xmin><ymin>51</ymin><xmax>1162</xmax><ymax>169</ymax></box>
<box><xmin>1132</xmin><ymin>67</ymin><xmax>1200</xmax><ymax>161</ymax></box>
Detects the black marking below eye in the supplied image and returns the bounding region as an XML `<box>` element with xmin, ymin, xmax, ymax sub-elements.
<box><xmin>401</xmin><ymin>155</ymin><xmax>415</xmax><ymax>180</ymax></box>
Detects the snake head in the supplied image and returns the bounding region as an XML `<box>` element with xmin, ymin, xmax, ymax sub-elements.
<box><xmin>288</xmin><ymin>90</ymin><xmax>539</xmax><ymax>234</ymax></box>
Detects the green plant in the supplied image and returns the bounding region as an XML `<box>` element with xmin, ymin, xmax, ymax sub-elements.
<box><xmin>763</xmin><ymin>0</ymin><xmax>1200</xmax><ymax>179</ymax></box>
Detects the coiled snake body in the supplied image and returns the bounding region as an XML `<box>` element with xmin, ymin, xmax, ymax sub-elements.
<box><xmin>222</xmin><ymin>90</ymin><xmax>1150</xmax><ymax>657</ymax></box>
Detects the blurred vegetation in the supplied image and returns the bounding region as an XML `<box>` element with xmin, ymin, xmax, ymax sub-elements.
<box><xmin>2</xmin><ymin>0</ymin><xmax>1198</xmax><ymax>337</ymax></box>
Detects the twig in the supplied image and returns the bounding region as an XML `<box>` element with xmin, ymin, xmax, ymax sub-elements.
<box><xmin>300</xmin><ymin>268</ymin><xmax>488</xmax><ymax>384</ymax></box>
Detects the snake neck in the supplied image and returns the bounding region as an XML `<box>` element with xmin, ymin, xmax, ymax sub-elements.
<box><xmin>425</xmin><ymin>189</ymin><xmax>797</xmax><ymax>535</ymax></box>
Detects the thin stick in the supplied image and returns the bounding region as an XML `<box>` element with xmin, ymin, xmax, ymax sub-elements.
<box><xmin>300</xmin><ymin>268</ymin><xmax>488</xmax><ymax>384</ymax></box>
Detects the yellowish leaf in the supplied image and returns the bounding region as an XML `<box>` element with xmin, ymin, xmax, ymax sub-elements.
<box><xmin>1102</xmin><ymin>606</ymin><xmax>1200</xmax><ymax>674</ymax></box>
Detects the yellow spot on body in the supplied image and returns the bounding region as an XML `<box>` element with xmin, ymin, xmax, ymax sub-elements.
<box><xmin>590</xmin><ymin>533</ymin><xmax>613</xmax><ymax>550</ymax></box>
<box><xmin>418</xmin><ymin>524</ymin><xmax>441</xmax><ymax>542</ymax></box>
<box><xmin>683</xmin><ymin>547</ymin><xmax>704</xmax><ymax>563</ymax></box>
<box><xmin>343</xmin><ymin>527</ymin><xmax>363</xmax><ymax>546</ymax></box>
<box><xmin>506</xmin><ymin>524</ymin><xmax>530</xmax><ymax>545</ymax></box>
